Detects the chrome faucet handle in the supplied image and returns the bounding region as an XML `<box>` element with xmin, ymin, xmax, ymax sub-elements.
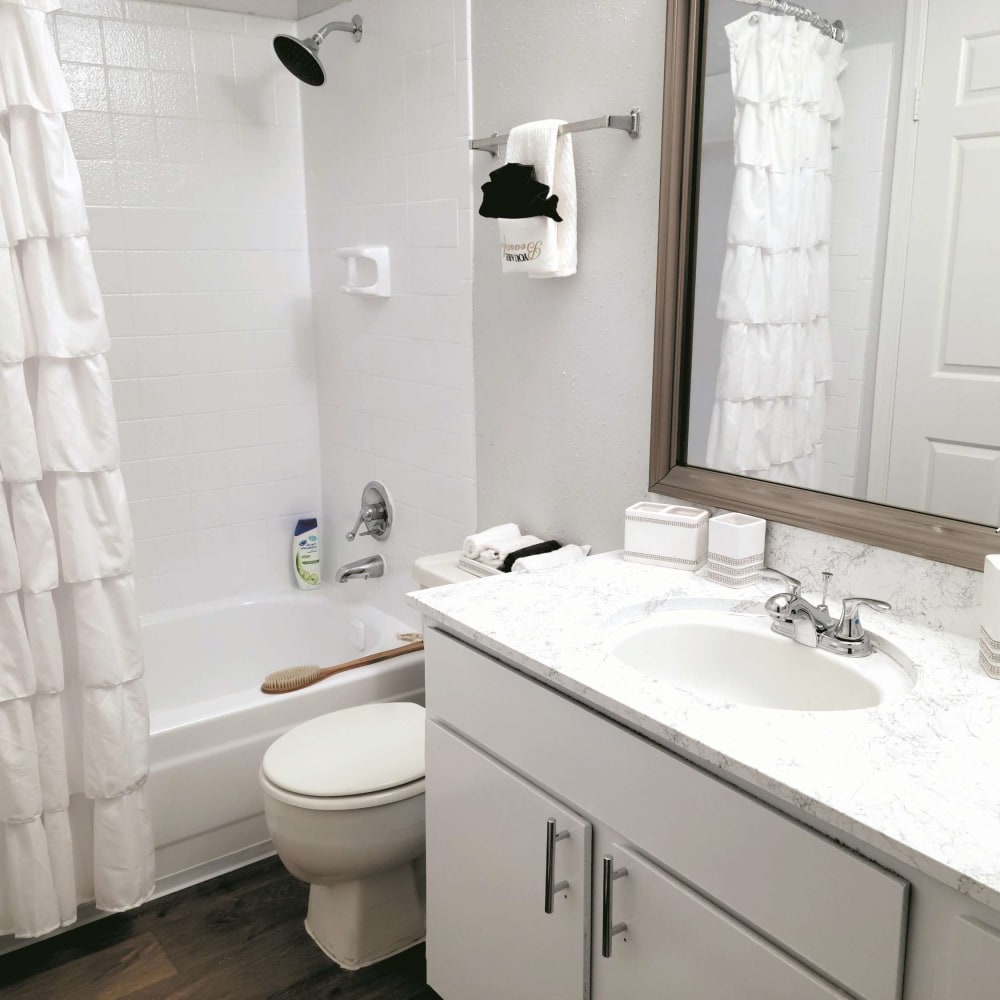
<box><xmin>760</xmin><ymin>567</ymin><xmax>801</xmax><ymax>599</ymax></box>
<box><xmin>834</xmin><ymin>597</ymin><xmax>892</xmax><ymax>643</ymax></box>
<box><xmin>344</xmin><ymin>480</ymin><xmax>393</xmax><ymax>542</ymax></box>
<box><xmin>345</xmin><ymin>502</ymin><xmax>385</xmax><ymax>541</ymax></box>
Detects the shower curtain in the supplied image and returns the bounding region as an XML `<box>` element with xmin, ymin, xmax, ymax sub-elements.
<box><xmin>0</xmin><ymin>0</ymin><xmax>153</xmax><ymax>937</ymax></box>
<box><xmin>706</xmin><ymin>11</ymin><xmax>845</xmax><ymax>487</ymax></box>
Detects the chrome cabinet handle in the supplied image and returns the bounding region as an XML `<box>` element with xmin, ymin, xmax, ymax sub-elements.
<box><xmin>544</xmin><ymin>818</ymin><xmax>570</xmax><ymax>914</ymax></box>
<box><xmin>601</xmin><ymin>855</ymin><xmax>628</xmax><ymax>957</ymax></box>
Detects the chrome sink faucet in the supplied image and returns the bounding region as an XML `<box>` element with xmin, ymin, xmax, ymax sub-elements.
<box><xmin>761</xmin><ymin>567</ymin><xmax>891</xmax><ymax>658</ymax></box>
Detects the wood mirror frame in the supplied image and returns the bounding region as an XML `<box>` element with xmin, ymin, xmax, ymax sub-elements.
<box><xmin>648</xmin><ymin>0</ymin><xmax>994</xmax><ymax>573</ymax></box>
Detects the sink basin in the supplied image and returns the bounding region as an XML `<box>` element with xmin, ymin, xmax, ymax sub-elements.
<box><xmin>607</xmin><ymin>610</ymin><xmax>914</xmax><ymax>711</ymax></box>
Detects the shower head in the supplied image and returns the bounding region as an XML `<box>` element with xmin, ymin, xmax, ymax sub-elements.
<box><xmin>273</xmin><ymin>14</ymin><xmax>363</xmax><ymax>87</ymax></box>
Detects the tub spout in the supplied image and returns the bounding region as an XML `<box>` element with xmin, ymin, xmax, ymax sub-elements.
<box><xmin>335</xmin><ymin>554</ymin><xmax>385</xmax><ymax>583</ymax></box>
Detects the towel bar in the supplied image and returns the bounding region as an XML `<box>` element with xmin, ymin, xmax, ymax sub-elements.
<box><xmin>469</xmin><ymin>108</ymin><xmax>641</xmax><ymax>156</ymax></box>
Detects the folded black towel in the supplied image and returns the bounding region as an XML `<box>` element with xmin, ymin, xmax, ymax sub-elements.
<box><xmin>501</xmin><ymin>540</ymin><xmax>561</xmax><ymax>573</ymax></box>
<box><xmin>478</xmin><ymin>162</ymin><xmax>563</xmax><ymax>222</ymax></box>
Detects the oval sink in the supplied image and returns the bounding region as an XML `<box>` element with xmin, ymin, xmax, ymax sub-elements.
<box><xmin>607</xmin><ymin>610</ymin><xmax>914</xmax><ymax>712</ymax></box>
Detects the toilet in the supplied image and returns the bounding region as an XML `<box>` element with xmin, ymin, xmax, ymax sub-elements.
<box><xmin>260</xmin><ymin>701</ymin><xmax>427</xmax><ymax>969</ymax></box>
<box><xmin>260</xmin><ymin>552</ymin><xmax>474</xmax><ymax>969</ymax></box>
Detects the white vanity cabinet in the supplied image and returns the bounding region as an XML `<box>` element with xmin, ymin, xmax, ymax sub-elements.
<box><xmin>426</xmin><ymin>722</ymin><xmax>592</xmax><ymax>1000</ymax></box>
<box><xmin>424</xmin><ymin>627</ymin><xmax>910</xmax><ymax>1000</ymax></box>
<box><xmin>947</xmin><ymin>917</ymin><xmax>1000</xmax><ymax>999</ymax></box>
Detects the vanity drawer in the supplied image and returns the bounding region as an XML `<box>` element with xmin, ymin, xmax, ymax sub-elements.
<box><xmin>425</xmin><ymin>627</ymin><xmax>908</xmax><ymax>1000</ymax></box>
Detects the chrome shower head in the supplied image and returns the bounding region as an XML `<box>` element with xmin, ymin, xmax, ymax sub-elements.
<box><xmin>273</xmin><ymin>14</ymin><xmax>363</xmax><ymax>87</ymax></box>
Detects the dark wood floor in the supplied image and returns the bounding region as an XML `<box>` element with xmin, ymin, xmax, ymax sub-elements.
<box><xmin>0</xmin><ymin>856</ymin><xmax>440</xmax><ymax>1000</ymax></box>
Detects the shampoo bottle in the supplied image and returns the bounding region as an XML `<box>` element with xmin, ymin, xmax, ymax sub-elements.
<box><xmin>292</xmin><ymin>518</ymin><xmax>321</xmax><ymax>589</ymax></box>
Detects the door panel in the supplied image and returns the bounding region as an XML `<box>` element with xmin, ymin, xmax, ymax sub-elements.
<box><xmin>949</xmin><ymin>917</ymin><xmax>1000</xmax><ymax>999</ymax></box>
<box><xmin>593</xmin><ymin>842</ymin><xmax>849</xmax><ymax>1000</ymax></box>
<box><xmin>425</xmin><ymin>722</ymin><xmax>591</xmax><ymax>1000</ymax></box>
<box><xmin>885</xmin><ymin>0</ymin><xmax>1000</xmax><ymax>523</ymax></box>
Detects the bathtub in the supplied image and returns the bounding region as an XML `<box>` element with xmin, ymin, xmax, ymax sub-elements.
<box><xmin>142</xmin><ymin>589</ymin><xmax>425</xmax><ymax>894</ymax></box>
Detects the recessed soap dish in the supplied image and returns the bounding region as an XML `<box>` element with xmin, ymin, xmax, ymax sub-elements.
<box><xmin>337</xmin><ymin>245</ymin><xmax>390</xmax><ymax>297</ymax></box>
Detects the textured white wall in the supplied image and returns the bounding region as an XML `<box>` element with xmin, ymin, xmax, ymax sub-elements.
<box><xmin>59</xmin><ymin>0</ymin><xmax>321</xmax><ymax>614</ymax></box>
<box><xmin>471</xmin><ymin>0</ymin><xmax>667</xmax><ymax>553</ymax></box>
<box><xmin>300</xmin><ymin>0</ymin><xmax>475</xmax><ymax>625</ymax></box>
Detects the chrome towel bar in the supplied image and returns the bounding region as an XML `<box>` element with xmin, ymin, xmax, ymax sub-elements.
<box><xmin>470</xmin><ymin>108</ymin><xmax>641</xmax><ymax>156</ymax></box>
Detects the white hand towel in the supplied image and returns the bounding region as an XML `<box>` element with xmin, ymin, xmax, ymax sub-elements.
<box><xmin>462</xmin><ymin>522</ymin><xmax>521</xmax><ymax>559</ymax></box>
<box><xmin>479</xmin><ymin>534</ymin><xmax>544</xmax><ymax>567</ymax></box>
<box><xmin>511</xmin><ymin>544</ymin><xmax>591</xmax><ymax>573</ymax></box>
<box><xmin>500</xmin><ymin>217</ymin><xmax>560</xmax><ymax>275</ymax></box>
<box><xmin>504</xmin><ymin>119</ymin><xmax>577</xmax><ymax>278</ymax></box>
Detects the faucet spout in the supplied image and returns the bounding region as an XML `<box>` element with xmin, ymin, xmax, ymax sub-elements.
<box><xmin>334</xmin><ymin>554</ymin><xmax>385</xmax><ymax>583</ymax></box>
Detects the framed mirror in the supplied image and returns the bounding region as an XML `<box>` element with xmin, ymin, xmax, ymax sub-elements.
<box><xmin>650</xmin><ymin>0</ymin><xmax>1000</xmax><ymax>571</ymax></box>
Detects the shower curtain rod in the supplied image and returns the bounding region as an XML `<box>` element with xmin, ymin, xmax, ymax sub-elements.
<box><xmin>731</xmin><ymin>0</ymin><xmax>846</xmax><ymax>43</ymax></box>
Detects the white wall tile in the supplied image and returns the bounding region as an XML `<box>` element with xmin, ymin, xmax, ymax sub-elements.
<box><xmin>125</xmin><ymin>2</ymin><xmax>188</xmax><ymax>27</ymax></box>
<box><xmin>63</xmin><ymin>0</ymin><xmax>321</xmax><ymax>614</ymax></box>
<box><xmin>302</xmin><ymin>0</ymin><xmax>475</xmax><ymax>624</ymax></box>
<box><xmin>56</xmin><ymin>13</ymin><xmax>106</xmax><ymax>64</ymax></box>
<box><xmin>104</xmin><ymin>20</ymin><xmax>149</xmax><ymax>67</ymax></box>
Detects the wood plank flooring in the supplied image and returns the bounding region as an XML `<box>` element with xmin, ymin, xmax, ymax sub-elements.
<box><xmin>0</xmin><ymin>857</ymin><xmax>440</xmax><ymax>1000</ymax></box>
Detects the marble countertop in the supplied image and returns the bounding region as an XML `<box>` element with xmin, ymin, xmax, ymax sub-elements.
<box><xmin>409</xmin><ymin>554</ymin><xmax>1000</xmax><ymax>909</ymax></box>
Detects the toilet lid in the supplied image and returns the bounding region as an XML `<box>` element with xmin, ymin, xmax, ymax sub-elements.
<box><xmin>262</xmin><ymin>702</ymin><xmax>425</xmax><ymax>798</ymax></box>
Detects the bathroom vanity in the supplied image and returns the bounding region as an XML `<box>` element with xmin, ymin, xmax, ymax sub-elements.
<box><xmin>410</xmin><ymin>557</ymin><xmax>1000</xmax><ymax>1000</ymax></box>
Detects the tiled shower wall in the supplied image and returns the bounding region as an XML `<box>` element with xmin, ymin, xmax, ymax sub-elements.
<box><xmin>301</xmin><ymin>0</ymin><xmax>476</xmax><ymax>624</ymax></box>
<box><xmin>56</xmin><ymin>0</ymin><xmax>320</xmax><ymax>613</ymax></box>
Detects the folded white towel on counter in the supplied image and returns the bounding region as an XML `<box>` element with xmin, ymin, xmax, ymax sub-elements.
<box><xmin>462</xmin><ymin>522</ymin><xmax>521</xmax><ymax>559</ymax></box>
<box><xmin>505</xmin><ymin>119</ymin><xmax>577</xmax><ymax>278</ymax></box>
<box><xmin>479</xmin><ymin>534</ymin><xmax>544</xmax><ymax>567</ymax></box>
<box><xmin>511</xmin><ymin>544</ymin><xmax>591</xmax><ymax>574</ymax></box>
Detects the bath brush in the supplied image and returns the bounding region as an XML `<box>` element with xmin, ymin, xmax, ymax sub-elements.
<box><xmin>261</xmin><ymin>639</ymin><xmax>424</xmax><ymax>694</ymax></box>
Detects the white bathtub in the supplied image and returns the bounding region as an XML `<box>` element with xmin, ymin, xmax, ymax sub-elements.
<box><xmin>142</xmin><ymin>590</ymin><xmax>425</xmax><ymax>894</ymax></box>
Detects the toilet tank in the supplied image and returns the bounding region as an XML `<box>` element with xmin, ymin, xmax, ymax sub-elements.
<box><xmin>413</xmin><ymin>551</ymin><xmax>476</xmax><ymax>588</ymax></box>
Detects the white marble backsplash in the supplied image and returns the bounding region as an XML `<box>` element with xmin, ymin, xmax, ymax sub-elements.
<box><xmin>765</xmin><ymin>522</ymin><xmax>983</xmax><ymax>638</ymax></box>
<box><xmin>647</xmin><ymin>495</ymin><xmax>986</xmax><ymax>639</ymax></box>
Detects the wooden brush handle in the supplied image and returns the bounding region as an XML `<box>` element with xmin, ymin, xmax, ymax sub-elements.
<box><xmin>303</xmin><ymin>640</ymin><xmax>424</xmax><ymax>690</ymax></box>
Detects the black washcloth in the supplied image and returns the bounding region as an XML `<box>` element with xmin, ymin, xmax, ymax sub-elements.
<box><xmin>478</xmin><ymin>162</ymin><xmax>563</xmax><ymax>222</ymax></box>
<box><xmin>501</xmin><ymin>540</ymin><xmax>561</xmax><ymax>573</ymax></box>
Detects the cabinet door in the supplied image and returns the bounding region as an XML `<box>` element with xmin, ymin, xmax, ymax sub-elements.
<box><xmin>594</xmin><ymin>841</ymin><xmax>850</xmax><ymax>1000</ymax></box>
<box><xmin>426</xmin><ymin>722</ymin><xmax>592</xmax><ymax>1000</ymax></box>
<box><xmin>949</xmin><ymin>917</ymin><xmax>1000</xmax><ymax>999</ymax></box>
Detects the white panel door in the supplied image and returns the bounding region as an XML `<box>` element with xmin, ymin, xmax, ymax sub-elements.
<box><xmin>949</xmin><ymin>917</ymin><xmax>1000</xmax><ymax>999</ymax></box>
<box><xmin>425</xmin><ymin>722</ymin><xmax>592</xmax><ymax>1000</ymax></box>
<box><xmin>884</xmin><ymin>0</ymin><xmax>1000</xmax><ymax>524</ymax></box>
<box><xmin>592</xmin><ymin>841</ymin><xmax>850</xmax><ymax>1000</ymax></box>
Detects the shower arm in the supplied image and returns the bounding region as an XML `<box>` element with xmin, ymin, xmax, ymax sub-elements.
<box><xmin>312</xmin><ymin>17</ymin><xmax>363</xmax><ymax>44</ymax></box>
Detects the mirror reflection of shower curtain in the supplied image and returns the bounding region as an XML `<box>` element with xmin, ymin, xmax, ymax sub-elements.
<box><xmin>706</xmin><ymin>11</ymin><xmax>845</xmax><ymax>488</ymax></box>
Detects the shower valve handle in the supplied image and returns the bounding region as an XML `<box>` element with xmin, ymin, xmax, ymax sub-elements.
<box><xmin>345</xmin><ymin>503</ymin><xmax>386</xmax><ymax>541</ymax></box>
<box><xmin>344</xmin><ymin>481</ymin><xmax>393</xmax><ymax>542</ymax></box>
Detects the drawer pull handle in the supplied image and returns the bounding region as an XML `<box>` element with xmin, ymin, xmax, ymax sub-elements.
<box><xmin>601</xmin><ymin>855</ymin><xmax>628</xmax><ymax>958</ymax></box>
<box><xmin>544</xmin><ymin>818</ymin><xmax>570</xmax><ymax>914</ymax></box>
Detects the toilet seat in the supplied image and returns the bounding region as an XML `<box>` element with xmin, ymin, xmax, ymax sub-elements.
<box><xmin>261</xmin><ymin>701</ymin><xmax>425</xmax><ymax>810</ymax></box>
<box><xmin>260</xmin><ymin>771</ymin><xmax>425</xmax><ymax>811</ymax></box>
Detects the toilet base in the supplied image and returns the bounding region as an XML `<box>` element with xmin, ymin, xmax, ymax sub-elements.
<box><xmin>304</xmin><ymin>860</ymin><xmax>426</xmax><ymax>970</ymax></box>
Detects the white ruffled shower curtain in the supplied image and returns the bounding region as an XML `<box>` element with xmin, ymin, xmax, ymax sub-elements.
<box><xmin>0</xmin><ymin>0</ymin><xmax>153</xmax><ymax>938</ymax></box>
<box><xmin>706</xmin><ymin>12</ymin><xmax>845</xmax><ymax>487</ymax></box>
